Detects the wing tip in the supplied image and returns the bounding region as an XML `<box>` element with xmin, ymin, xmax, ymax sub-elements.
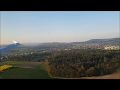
<box><xmin>13</xmin><ymin>40</ymin><xmax>17</xmax><ymax>44</ymax></box>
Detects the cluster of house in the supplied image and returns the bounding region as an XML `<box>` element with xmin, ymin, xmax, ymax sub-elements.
<box><xmin>104</xmin><ymin>45</ymin><xmax>120</xmax><ymax>50</ymax></box>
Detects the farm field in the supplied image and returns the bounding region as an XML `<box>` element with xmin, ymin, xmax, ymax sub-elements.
<box><xmin>0</xmin><ymin>61</ymin><xmax>51</xmax><ymax>79</ymax></box>
<box><xmin>0</xmin><ymin>61</ymin><xmax>27</xmax><ymax>67</ymax></box>
<box><xmin>18</xmin><ymin>62</ymin><xmax>41</xmax><ymax>68</ymax></box>
<box><xmin>0</xmin><ymin>65</ymin><xmax>13</xmax><ymax>71</ymax></box>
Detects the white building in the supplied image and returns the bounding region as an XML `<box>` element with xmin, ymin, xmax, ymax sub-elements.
<box><xmin>104</xmin><ymin>46</ymin><xmax>120</xmax><ymax>50</ymax></box>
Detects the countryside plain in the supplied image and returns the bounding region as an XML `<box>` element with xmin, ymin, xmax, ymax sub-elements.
<box><xmin>0</xmin><ymin>38</ymin><xmax>120</xmax><ymax>79</ymax></box>
<box><xmin>1</xmin><ymin>11</ymin><xmax>120</xmax><ymax>79</ymax></box>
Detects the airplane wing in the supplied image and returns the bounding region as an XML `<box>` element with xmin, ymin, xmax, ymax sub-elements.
<box><xmin>0</xmin><ymin>40</ymin><xmax>20</xmax><ymax>54</ymax></box>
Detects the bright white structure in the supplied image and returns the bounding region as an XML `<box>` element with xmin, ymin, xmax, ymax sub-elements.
<box><xmin>104</xmin><ymin>46</ymin><xmax>120</xmax><ymax>50</ymax></box>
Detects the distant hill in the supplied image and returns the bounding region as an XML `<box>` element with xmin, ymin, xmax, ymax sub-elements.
<box><xmin>22</xmin><ymin>43</ymin><xmax>41</xmax><ymax>46</ymax></box>
<box><xmin>86</xmin><ymin>38</ymin><xmax>120</xmax><ymax>43</ymax></box>
<box><xmin>71</xmin><ymin>37</ymin><xmax>120</xmax><ymax>45</ymax></box>
<box><xmin>1</xmin><ymin>37</ymin><xmax>119</xmax><ymax>48</ymax></box>
<box><xmin>33</xmin><ymin>37</ymin><xmax>120</xmax><ymax>48</ymax></box>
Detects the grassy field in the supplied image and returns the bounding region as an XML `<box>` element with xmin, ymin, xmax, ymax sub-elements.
<box><xmin>0</xmin><ymin>61</ymin><xmax>27</xmax><ymax>66</ymax></box>
<box><xmin>18</xmin><ymin>62</ymin><xmax>41</xmax><ymax>68</ymax></box>
<box><xmin>36</xmin><ymin>62</ymin><xmax>47</xmax><ymax>70</ymax></box>
<box><xmin>0</xmin><ymin>61</ymin><xmax>52</xmax><ymax>79</ymax></box>
<box><xmin>0</xmin><ymin>67</ymin><xmax>51</xmax><ymax>79</ymax></box>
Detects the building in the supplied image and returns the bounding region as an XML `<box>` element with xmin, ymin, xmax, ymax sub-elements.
<box><xmin>104</xmin><ymin>45</ymin><xmax>120</xmax><ymax>50</ymax></box>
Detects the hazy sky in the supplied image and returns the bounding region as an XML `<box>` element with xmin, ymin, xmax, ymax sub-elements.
<box><xmin>1</xmin><ymin>11</ymin><xmax>119</xmax><ymax>44</ymax></box>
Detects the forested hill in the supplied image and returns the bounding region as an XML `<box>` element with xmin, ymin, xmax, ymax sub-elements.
<box><xmin>37</xmin><ymin>37</ymin><xmax>120</xmax><ymax>46</ymax></box>
<box><xmin>36</xmin><ymin>37</ymin><xmax>120</xmax><ymax>50</ymax></box>
<box><xmin>72</xmin><ymin>37</ymin><xmax>120</xmax><ymax>44</ymax></box>
<box><xmin>47</xmin><ymin>49</ymin><xmax>120</xmax><ymax>78</ymax></box>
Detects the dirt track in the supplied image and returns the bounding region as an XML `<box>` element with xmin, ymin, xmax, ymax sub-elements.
<box><xmin>18</xmin><ymin>62</ymin><xmax>41</xmax><ymax>68</ymax></box>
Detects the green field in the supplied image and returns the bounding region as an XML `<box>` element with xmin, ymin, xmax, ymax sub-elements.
<box><xmin>0</xmin><ymin>61</ymin><xmax>52</xmax><ymax>79</ymax></box>
<box><xmin>0</xmin><ymin>61</ymin><xmax>27</xmax><ymax>67</ymax></box>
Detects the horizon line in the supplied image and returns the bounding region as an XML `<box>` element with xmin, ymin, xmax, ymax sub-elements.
<box><xmin>1</xmin><ymin>37</ymin><xmax>119</xmax><ymax>45</ymax></box>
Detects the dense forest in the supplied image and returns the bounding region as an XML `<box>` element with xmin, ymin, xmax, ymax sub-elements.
<box><xmin>47</xmin><ymin>49</ymin><xmax>120</xmax><ymax>78</ymax></box>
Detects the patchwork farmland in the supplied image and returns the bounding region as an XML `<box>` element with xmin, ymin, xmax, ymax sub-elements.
<box><xmin>0</xmin><ymin>61</ymin><xmax>51</xmax><ymax>79</ymax></box>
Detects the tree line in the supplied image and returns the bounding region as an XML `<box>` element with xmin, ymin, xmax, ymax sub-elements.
<box><xmin>7</xmin><ymin>52</ymin><xmax>52</xmax><ymax>62</ymax></box>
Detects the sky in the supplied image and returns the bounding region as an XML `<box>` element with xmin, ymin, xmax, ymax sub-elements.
<box><xmin>1</xmin><ymin>11</ymin><xmax>119</xmax><ymax>44</ymax></box>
